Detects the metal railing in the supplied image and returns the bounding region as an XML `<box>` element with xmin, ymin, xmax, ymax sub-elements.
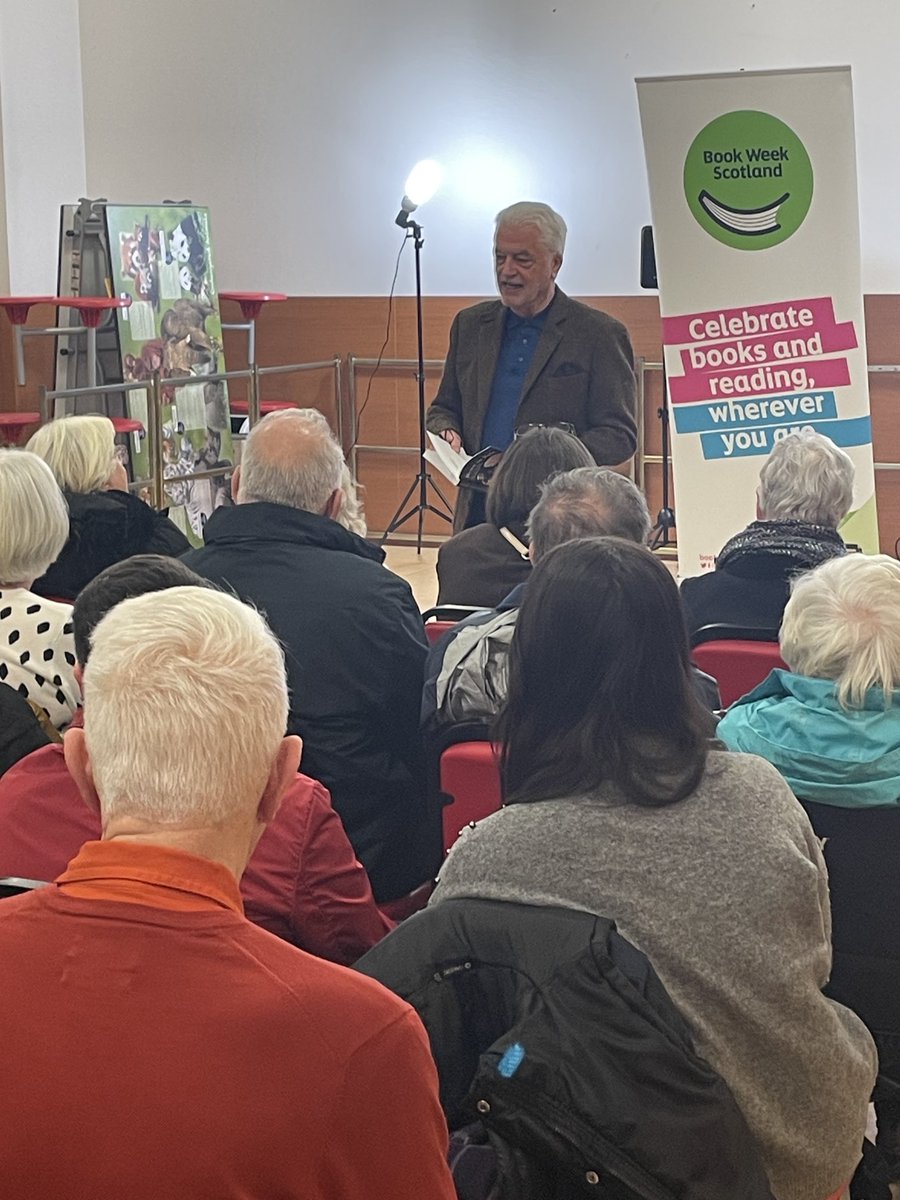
<box><xmin>346</xmin><ymin>354</ymin><xmax>445</xmax><ymax>475</ymax></box>
<box><xmin>39</xmin><ymin>355</ymin><xmax>343</xmax><ymax>511</ymax></box>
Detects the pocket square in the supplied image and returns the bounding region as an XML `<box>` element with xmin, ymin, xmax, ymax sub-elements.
<box><xmin>552</xmin><ymin>361</ymin><xmax>585</xmax><ymax>377</ymax></box>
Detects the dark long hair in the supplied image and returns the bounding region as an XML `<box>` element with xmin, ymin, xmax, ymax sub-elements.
<box><xmin>485</xmin><ymin>427</ymin><xmax>592</xmax><ymax>538</ymax></box>
<box><xmin>495</xmin><ymin>537</ymin><xmax>715</xmax><ymax>807</ymax></box>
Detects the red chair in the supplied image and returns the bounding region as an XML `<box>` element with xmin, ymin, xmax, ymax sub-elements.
<box><xmin>378</xmin><ymin>880</ymin><xmax>434</xmax><ymax>924</ymax></box>
<box><xmin>690</xmin><ymin>624</ymin><xmax>786</xmax><ymax>708</ymax></box>
<box><xmin>424</xmin><ymin>619</ymin><xmax>455</xmax><ymax>645</ymax></box>
<box><xmin>422</xmin><ymin>604</ymin><xmax>485</xmax><ymax>646</ymax></box>
<box><xmin>439</xmin><ymin>741</ymin><xmax>502</xmax><ymax>853</ymax></box>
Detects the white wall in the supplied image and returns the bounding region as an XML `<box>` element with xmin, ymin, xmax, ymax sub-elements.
<box><xmin>0</xmin><ymin>0</ymin><xmax>85</xmax><ymax>293</ymax></box>
<box><xmin>69</xmin><ymin>0</ymin><xmax>900</xmax><ymax>296</ymax></box>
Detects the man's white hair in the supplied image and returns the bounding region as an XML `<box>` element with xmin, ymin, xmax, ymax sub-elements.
<box><xmin>336</xmin><ymin>464</ymin><xmax>367</xmax><ymax>537</ymax></box>
<box><xmin>0</xmin><ymin>449</ymin><xmax>69</xmax><ymax>585</ymax></box>
<box><xmin>83</xmin><ymin>587</ymin><xmax>289</xmax><ymax>824</ymax></box>
<box><xmin>238</xmin><ymin>408</ymin><xmax>343</xmax><ymax>515</ymax></box>
<box><xmin>495</xmin><ymin>202</ymin><xmax>567</xmax><ymax>257</ymax></box>
<box><xmin>27</xmin><ymin>415</ymin><xmax>118</xmax><ymax>494</ymax></box>
<box><xmin>781</xmin><ymin>553</ymin><xmax>900</xmax><ymax>708</ymax></box>
<box><xmin>757</xmin><ymin>429</ymin><xmax>854</xmax><ymax>528</ymax></box>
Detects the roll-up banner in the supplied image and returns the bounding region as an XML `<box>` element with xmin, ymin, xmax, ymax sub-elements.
<box><xmin>636</xmin><ymin>67</ymin><xmax>877</xmax><ymax>577</ymax></box>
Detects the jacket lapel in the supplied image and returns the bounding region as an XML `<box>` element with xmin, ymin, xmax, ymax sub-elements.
<box><xmin>473</xmin><ymin>305</ymin><xmax>505</xmax><ymax>444</ymax></box>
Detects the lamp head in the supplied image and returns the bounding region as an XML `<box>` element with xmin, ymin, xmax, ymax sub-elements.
<box><xmin>395</xmin><ymin>159</ymin><xmax>442</xmax><ymax>227</ymax></box>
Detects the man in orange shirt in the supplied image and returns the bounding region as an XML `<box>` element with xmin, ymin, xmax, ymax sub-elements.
<box><xmin>0</xmin><ymin>586</ymin><xmax>454</xmax><ymax>1200</ymax></box>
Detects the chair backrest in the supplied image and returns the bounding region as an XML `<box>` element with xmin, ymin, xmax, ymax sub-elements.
<box><xmin>424</xmin><ymin>619</ymin><xmax>456</xmax><ymax>645</ymax></box>
<box><xmin>439</xmin><ymin>741</ymin><xmax>502</xmax><ymax>852</ymax></box>
<box><xmin>378</xmin><ymin>880</ymin><xmax>434</xmax><ymax>924</ymax></box>
<box><xmin>691</xmin><ymin>640</ymin><xmax>787</xmax><ymax>707</ymax></box>
<box><xmin>422</xmin><ymin>605</ymin><xmax>486</xmax><ymax>646</ymax></box>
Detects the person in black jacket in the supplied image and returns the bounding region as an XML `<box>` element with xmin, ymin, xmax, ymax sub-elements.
<box><xmin>0</xmin><ymin>683</ymin><xmax>50</xmax><ymax>778</ymax></box>
<box><xmin>27</xmin><ymin>415</ymin><xmax>189</xmax><ymax>601</ymax></box>
<box><xmin>435</xmin><ymin>426</ymin><xmax>592</xmax><ymax>608</ymax></box>
<box><xmin>181</xmin><ymin>408</ymin><xmax>431</xmax><ymax>902</ymax></box>
<box><xmin>680</xmin><ymin>430</ymin><xmax>853</xmax><ymax>638</ymax></box>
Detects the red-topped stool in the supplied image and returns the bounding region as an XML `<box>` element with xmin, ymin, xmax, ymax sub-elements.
<box><xmin>55</xmin><ymin>296</ymin><xmax>132</xmax><ymax>388</ymax></box>
<box><xmin>0</xmin><ymin>411</ymin><xmax>41</xmax><ymax>445</ymax></box>
<box><xmin>229</xmin><ymin>398</ymin><xmax>296</xmax><ymax>416</ymax></box>
<box><xmin>108</xmin><ymin>416</ymin><xmax>144</xmax><ymax>436</ymax></box>
<box><xmin>0</xmin><ymin>296</ymin><xmax>60</xmax><ymax>387</ymax></box>
<box><xmin>220</xmin><ymin>291</ymin><xmax>288</xmax><ymax>322</ymax></box>
<box><xmin>220</xmin><ymin>291</ymin><xmax>287</xmax><ymax>367</ymax></box>
<box><xmin>0</xmin><ymin>294</ymin><xmax>132</xmax><ymax>390</ymax></box>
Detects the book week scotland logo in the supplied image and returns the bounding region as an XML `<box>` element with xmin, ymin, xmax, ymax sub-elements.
<box><xmin>683</xmin><ymin>110</ymin><xmax>813</xmax><ymax>249</ymax></box>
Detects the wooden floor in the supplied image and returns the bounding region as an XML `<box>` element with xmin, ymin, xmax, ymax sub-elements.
<box><xmin>383</xmin><ymin>544</ymin><xmax>440</xmax><ymax>611</ymax></box>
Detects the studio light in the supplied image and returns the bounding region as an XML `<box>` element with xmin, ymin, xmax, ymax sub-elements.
<box><xmin>396</xmin><ymin>159</ymin><xmax>443</xmax><ymax>227</ymax></box>
<box><xmin>383</xmin><ymin>160</ymin><xmax>453</xmax><ymax>549</ymax></box>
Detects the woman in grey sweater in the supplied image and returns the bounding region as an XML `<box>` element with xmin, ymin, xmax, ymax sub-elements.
<box><xmin>432</xmin><ymin>537</ymin><xmax>875</xmax><ymax>1200</ymax></box>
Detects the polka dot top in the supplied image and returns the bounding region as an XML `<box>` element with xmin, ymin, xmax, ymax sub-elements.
<box><xmin>0</xmin><ymin>589</ymin><xmax>79</xmax><ymax>731</ymax></box>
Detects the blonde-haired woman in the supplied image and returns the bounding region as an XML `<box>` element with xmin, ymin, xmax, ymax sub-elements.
<box><xmin>0</xmin><ymin>449</ymin><xmax>79</xmax><ymax>729</ymax></box>
<box><xmin>27</xmin><ymin>415</ymin><xmax>188</xmax><ymax>599</ymax></box>
<box><xmin>718</xmin><ymin>552</ymin><xmax>900</xmax><ymax>1188</ymax></box>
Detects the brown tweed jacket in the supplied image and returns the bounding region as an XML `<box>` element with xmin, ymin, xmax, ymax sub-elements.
<box><xmin>426</xmin><ymin>288</ymin><xmax>637</xmax><ymax>465</ymax></box>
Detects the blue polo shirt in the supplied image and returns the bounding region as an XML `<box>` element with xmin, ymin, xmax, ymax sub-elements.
<box><xmin>481</xmin><ymin>306</ymin><xmax>550</xmax><ymax>449</ymax></box>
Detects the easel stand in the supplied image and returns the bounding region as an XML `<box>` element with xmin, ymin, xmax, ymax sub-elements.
<box><xmin>381</xmin><ymin>218</ymin><xmax>452</xmax><ymax>553</ymax></box>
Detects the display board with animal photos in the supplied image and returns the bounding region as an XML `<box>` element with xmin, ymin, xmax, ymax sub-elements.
<box><xmin>104</xmin><ymin>204</ymin><xmax>235</xmax><ymax>545</ymax></box>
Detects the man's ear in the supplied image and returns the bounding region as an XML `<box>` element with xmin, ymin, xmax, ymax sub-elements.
<box><xmin>231</xmin><ymin>464</ymin><xmax>242</xmax><ymax>503</ymax></box>
<box><xmin>63</xmin><ymin>728</ymin><xmax>101</xmax><ymax>816</ymax></box>
<box><xmin>551</xmin><ymin>252</ymin><xmax>563</xmax><ymax>280</ymax></box>
<box><xmin>527</xmin><ymin>543</ymin><xmax>536</xmax><ymax>563</ymax></box>
<box><xmin>256</xmin><ymin>735</ymin><xmax>302</xmax><ymax>825</ymax></box>
<box><xmin>323</xmin><ymin>487</ymin><xmax>344</xmax><ymax>521</ymax></box>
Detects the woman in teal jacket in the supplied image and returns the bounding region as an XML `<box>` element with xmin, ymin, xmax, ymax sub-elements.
<box><xmin>718</xmin><ymin>552</ymin><xmax>900</xmax><ymax>1183</ymax></box>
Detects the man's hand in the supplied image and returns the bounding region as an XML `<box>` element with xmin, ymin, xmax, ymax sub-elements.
<box><xmin>440</xmin><ymin>429</ymin><xmax>462</xmax><ymax>454</ymax></box>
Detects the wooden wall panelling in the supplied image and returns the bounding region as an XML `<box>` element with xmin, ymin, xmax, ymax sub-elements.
<box><xmin>6</xmin><ymin>291</ymin><xmax>900</xmax><ymax>553</ymax></box>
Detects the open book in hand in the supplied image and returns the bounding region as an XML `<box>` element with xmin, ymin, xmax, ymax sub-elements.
<box><xmin>424</xmin><ymin>431</ymin><xmax>472</xmax><ymax>486</ymax></box>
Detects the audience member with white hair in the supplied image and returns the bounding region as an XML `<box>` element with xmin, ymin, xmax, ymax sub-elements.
<box><xmin>182</xmin><ymin>408</ymin><xmax>432</xmax><ymax>902</ymax></box>
<box><xmin>0</xmin><ymin>449</ymin><xmax>79</xmax><ymax>729</ymax></box>
<box><xmin>0</xmin><ymin>554</ymin><xmax>392</xmax><ymax>965</ymax></box>
<box><xmin>680</xmin><ymin>429</ymin><xmax>855</xmax><ymax>636</ymax></box>
<box><xmin>26</xmin><ymin>414</ymin><xmax>188</xmax><ymax>600</ymax></box>
<box><xmin>718</xmin><ymin>552</ymin><xmax>900</xmax><ymax>1186</ymax></box>
<box><xmin>0</xmin><ymin>586</ymin><xmax>455</xmax><ymax>1199</ymax></box>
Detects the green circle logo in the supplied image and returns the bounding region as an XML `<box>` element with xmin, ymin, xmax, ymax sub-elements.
<box><xmin>683</xmin><ymin>110</ymin><xmax>813</xmax><ymax>250</ymax></box>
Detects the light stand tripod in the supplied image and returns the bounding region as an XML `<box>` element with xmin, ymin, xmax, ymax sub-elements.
<box><xmin>649</xmin><ymin>365</ymin><xmax>676</xmax><ymax>550</ymax></box>
<box><xmin>381</xmin><ymin>216</ymin><xmax>453</xmax><ymax>552</ymax></box>
<box><xmin>641</xmin><ymin>224</ymin><xmax>675</xmax><ymax>551</ymax></box>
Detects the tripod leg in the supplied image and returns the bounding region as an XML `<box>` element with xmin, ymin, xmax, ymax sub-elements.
<box><xmin>381</xmin><ymin>475</ymin><xmax>420</xmax><ymax>543</ymax></box>
<box><xmin>425</xmin><ymin>472</ymin><xmax>454</xmax><ymax>516</ymax></box>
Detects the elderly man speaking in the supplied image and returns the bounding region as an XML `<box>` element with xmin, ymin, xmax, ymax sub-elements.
<box><xmin>0</xmin><ymin>588</ymin><xmax>455</xmax><ymax>1200</ymax></box>
<box><xmin>427</xmin><ymin>202</ymin><xmax>637</xmax><ymax>470</ymax></box>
